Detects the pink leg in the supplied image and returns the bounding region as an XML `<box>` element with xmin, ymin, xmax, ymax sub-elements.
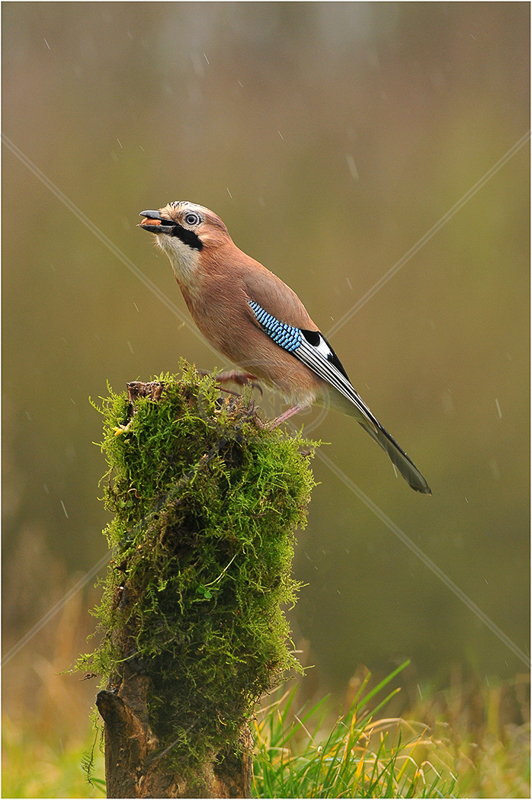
<box><xmin>198</xmin><ymin>369</ymin><xmax>263</xmax><ymax>395</ymax></box>
<box><xmin>199</xmin><ymin>369</ymin><xmax>302</xmax><ymax>429</ymax></box>
<box><xmin>255</xmin><ymin>404</ymin><xmax>303</xmax><ymax>430</ymax></box>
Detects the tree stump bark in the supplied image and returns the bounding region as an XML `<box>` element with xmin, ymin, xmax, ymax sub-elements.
<box><xmin>97</xmin><ymin>674</ymin><xmax>253</xmax><ymax>798</ymax></box>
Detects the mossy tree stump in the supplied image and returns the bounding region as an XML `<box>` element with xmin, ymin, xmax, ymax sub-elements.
<box><xmin>82</xmin><ymin>363</ymin><xmax>315</xmax><ymax>798</ymax></box>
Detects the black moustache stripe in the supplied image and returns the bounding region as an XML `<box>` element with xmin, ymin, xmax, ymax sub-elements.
<box><xmin>169</xmin><ymin>224</ymin><xmax>203</xmax><ymax>251</ymax></box>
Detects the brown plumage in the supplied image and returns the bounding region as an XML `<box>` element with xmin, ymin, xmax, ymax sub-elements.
<box><xmin>139</xmin><ymin>201</ymin><xmax>431</xmax><ymax>494</ymax></box>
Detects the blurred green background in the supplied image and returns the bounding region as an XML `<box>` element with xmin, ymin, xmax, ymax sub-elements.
<box><xmin>2</xmin><ymin>0</ymin><xmax>529</xmax><ymax>766</ymax></box>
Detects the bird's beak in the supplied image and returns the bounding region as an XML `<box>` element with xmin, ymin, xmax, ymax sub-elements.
<box><xmin>138</xmin><ymin>210</ymin><xmax>176</xmax><ymax>234</ymax></box>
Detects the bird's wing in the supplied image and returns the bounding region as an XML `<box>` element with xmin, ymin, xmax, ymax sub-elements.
<box><xmin>240</xmin><ymin>263</ymin><xmax>317</xmax><ymax>331</ymax></box>
<box><xmin>248</xmin><ymin>299</ymin><xmax>431</xmax><ymax>494</ymax></box>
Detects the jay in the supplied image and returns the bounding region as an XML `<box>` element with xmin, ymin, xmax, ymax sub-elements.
<box><xmin>139</xmin><ymin>201</ymin><xmax>431</xmax><ymax>494</ymax></box>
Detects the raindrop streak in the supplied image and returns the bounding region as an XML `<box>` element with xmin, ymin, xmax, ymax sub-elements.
<box><xmin>127</xmin><ymin>340</ymin><xmax>134</xmax><ymax>354</ymax></box>
<box><xmin>60</xmin><ymin>500</ymin><xmax>69</xmax><ymax>519</ymax></box>
<box><xmin>489</xmin><ymin>458</ymin><xmax>501</xmax><ymax>480</ymax></box>
<box><xmin>346</xmin><ymin>154</ymin><xmax>359</xmax><ymax>181</ymax></box>
<box><xmin>495</xmin><ymin>398</ymin><xmax>502</xmax><ymax>418</ymax></box>
<box><xmin>43</xmin><ymin>38</ymin><xmax>51</xmax><ymax>50</ymax></box>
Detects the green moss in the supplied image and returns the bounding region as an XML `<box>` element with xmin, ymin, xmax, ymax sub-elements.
<box><xmin>82</xmin><ymin>361</ymin><xmax>317</xmax><ymax>769</ymax></box>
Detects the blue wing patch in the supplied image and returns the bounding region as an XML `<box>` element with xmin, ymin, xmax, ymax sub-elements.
<box><xmin>247</xmin><ymin>299</ymin><xmax>431</xmax><ymax>493</ymax></box>
<box><xmin>248</xmin><ymin>300</ymin><xmax>302</xmax><ymax>352</ymax></box>
<box><xmin>248</xmin><ymin>298</ymin><xmax>380</xmax><ymax>425</ymax></box>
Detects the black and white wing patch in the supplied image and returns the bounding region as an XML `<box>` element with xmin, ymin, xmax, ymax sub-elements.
<box><xmin>248</xmin><ymin>298</ymin><xmax>379</xmax><ymax>425</ymax></box>
<box><xmin>248</xmin><ymin>299</ymin><xmax>431</xmax><ymax>494</ymax></box>
<box><xmin>295</xmin><ymin>328</ymin><xmax>381</xmax><ymax>425</ymax></box>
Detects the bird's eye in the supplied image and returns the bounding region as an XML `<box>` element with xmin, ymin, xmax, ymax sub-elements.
<box><xmin>184</xmin><ymin>212</ymin><xmax>201</xmax><ymax>226</ymax></box>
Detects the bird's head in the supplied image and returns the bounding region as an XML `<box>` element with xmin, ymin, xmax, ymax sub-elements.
<box><xmin>139</xmin><ymin>201</ymin><xmax>230</xmax><ymax>283</ymax></box>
